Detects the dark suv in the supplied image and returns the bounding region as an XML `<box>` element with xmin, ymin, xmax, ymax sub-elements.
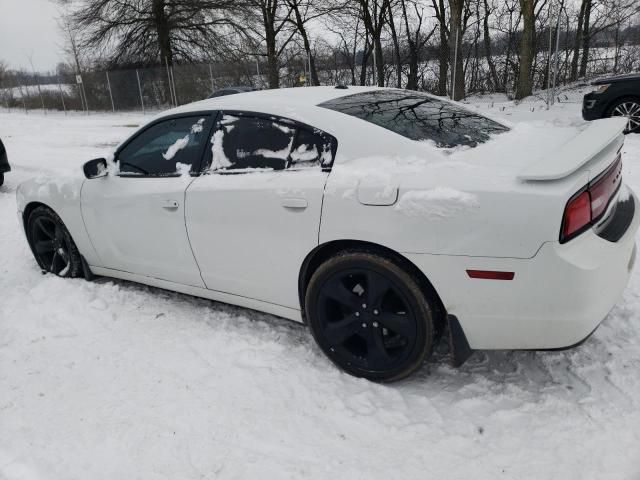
<box><xmin>582</xmin><ymin>73</ymin><xmax>640</xmax><ymax>134</ymax></box>
<box><xmin>0</xmin><ymin>138</ymin><xmax>10</xmax><ymax>187</ymax></box>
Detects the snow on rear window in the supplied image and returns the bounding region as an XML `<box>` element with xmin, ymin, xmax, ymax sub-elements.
<box><xmin>319</xmin><ymin>90</ymin><xmax>509</xmax><ymax>148</ymax></box>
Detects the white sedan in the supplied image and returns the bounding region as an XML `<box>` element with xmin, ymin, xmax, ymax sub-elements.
<box><xmin>16</xmin><ymin>86</ymin><xmax>638</xmax><ymax>381</ymax></box>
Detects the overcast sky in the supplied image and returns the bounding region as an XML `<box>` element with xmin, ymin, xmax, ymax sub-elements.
<box><xmin>0</xmin><ymin>0</ymin><xmax>65</xmax><ymax>71</ymax></box>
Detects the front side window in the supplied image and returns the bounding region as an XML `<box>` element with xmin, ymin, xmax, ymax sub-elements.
<box><xmin>117</xmin><ymin>115</ymin><xmax>212</xmax><ymax>175</ymax></box>
<box><xmin>319</xmin><ymin>90</ymin><xmax>509</xmax><ymax>148</ymax></box>
<box><xmin>206</xmin><ymin>113</ymin><xmax>336</xmax><ymax>173</ymax></box>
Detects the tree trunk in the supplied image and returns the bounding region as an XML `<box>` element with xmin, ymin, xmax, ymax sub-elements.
<box><xmin>448</xmin><ymin>0</ymin><xmax>465</xmax><ymax>100</ymax></box>
<box><xmin>578</xmin><ymin>0</ymin><xmax>592</xmax><ymax>78</ymax></box>
<box><xmin>152</xmin><ymin>0</ymin><xmax>172</xmax><ymax>65</ymax></box>
<box><xmin>570</xmin><ymin>0</ymin><xmax>586</xmax><ymax>81</ymax></box>
<box><xmin>400</xmin><ymin>0</ymin><xmax>418</xmax><ymax>90</ymax></box>
<box><xmin>265</xmin><ymin>31</ymin><xmax>279</xmax><ymax>88</ymax></box>
<box><xmin>261</xmin><ymin>2</ymin><xmax>280</xmax><ymax>89</ymax></box>
<box><xmin>387</xmin><ymin>2</ymin><xmax>402</xmax><ymax>88</ymax></box>
<box><xmin>359</xmin><ymin>39</ymin><xmax>371</xmax><ymax>86</ymax></box>
<box><xmin>435</xmin><ymin>0</ymin><xmax>449</xmax><ymax>95</ymax></box>
<box><xmin>483</xmin><ymin>0</ymin><xmax>501</xmax><ymax>91</ymax></box>
<box><xmin>515</xmin><ymin>0</ymin><xmax>534</xmax><ymax>100</ymax></box>
<box><xmin>291</xmin><ymin>1</ymin><xmax>319</xmax><ymax>86</ymax></box>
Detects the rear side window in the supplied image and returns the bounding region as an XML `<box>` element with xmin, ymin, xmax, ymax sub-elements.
<box><xmin>118</xmin><ymin>115</ymin><xmax>212</xmax><ymax>175</ymax></box>
<box><xmin>319</xmin><ymin>90</ymin><xmax>508</xmax><ymax>148</ymax></box>
<box><xmin>206</xmin><ymin>113</ymin><xmax>336</xmax><ymax>172</ymax></box>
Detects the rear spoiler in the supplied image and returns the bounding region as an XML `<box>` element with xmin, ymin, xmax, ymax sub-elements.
<box><xmin>517</xmin><ymin>117</ymin><xmax>627</xmax><ymax>181</ymax></box>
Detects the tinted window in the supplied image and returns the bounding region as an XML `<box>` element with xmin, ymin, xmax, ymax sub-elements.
<box><xmin>290</xmin><ymin>128</ymin><xmax>334</xmax><ymax>168</ymax></box>
<box><xmin>209</xmin><ymin>115</ymin><xmax>295</xmax><ymax>171</ymax></box>
<box><xmin>118</xmin><ymin>115</ymin><xmax>211</xmax><ymax>175</ymax></box>
<box><xmin>319</xmin><ymin>90</ymin><xmax>508</xmax><ymax>148</ymax></box>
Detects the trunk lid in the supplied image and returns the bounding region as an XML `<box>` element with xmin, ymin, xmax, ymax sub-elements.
<box><xmin>517</xmin><ymin>117</ymin><xmax>626</xmax><ymax>181</ymax></box>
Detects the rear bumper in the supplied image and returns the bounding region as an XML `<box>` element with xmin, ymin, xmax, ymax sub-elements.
<box><xmin>406</xmin><ymin>189</ymin><xmax>639</xmax><ymax>350</ymax></box>
<box><xmin>582</xmin><ymin>92</ymin><xmax>609</xmax><ymax>121</ymax></box>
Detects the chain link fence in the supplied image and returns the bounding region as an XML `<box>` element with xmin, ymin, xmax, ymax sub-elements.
<box><xmin>1</xmin><ymin>43</ymin><xmax>639</xmax><ymax>114</ymax></box>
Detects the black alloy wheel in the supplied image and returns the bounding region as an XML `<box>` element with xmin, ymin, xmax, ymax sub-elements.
<box><xmin>27</xmin><ymin>206</ymin><xmax>82</xmax><ymax>277</ymax></box>
<box><xmin>609</xmin><ymin>97</ymin><xmax>640</xmax><ymax>134</ymax></box>
<box><xmin>306</xmin><ymin>251</ymin><xmax>435</xmax><ymax>382</ymax></box>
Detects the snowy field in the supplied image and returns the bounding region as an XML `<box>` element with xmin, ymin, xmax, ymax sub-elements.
<box><xmin>2</xmin><ymin>92</ymin><xmax>640</xmax><ymax>480</ymax></box>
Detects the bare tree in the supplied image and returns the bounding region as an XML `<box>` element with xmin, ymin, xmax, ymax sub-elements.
<box><xmin>58</xmin><ymin>0</ymin><xmax>240</xmax><ymax>66</ymax></box>
<box><xmin>515</xmin><ymin>0</ymin><xmax>535</xmax><ymax>99</ymax></box>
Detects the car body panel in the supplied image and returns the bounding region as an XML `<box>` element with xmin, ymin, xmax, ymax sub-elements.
<box><xmin>16</xmin><ymin>174</ymin><xmax>102</xmax><ymax>267</ymax></box>
<box><xmin>81</xmin><ymin>174</ymin><xmax>205</xmax><ymax>287</ymax></box>
<box><xmin>583</xmin><ymin>74</ymin><xmax>640</xmax><ymax>122</ymax></box>
<box><xmin>186</xmin><ymin>169</ymin><xmax>329</xmax><ymax>309</ymax></box>
<box><xmin>15</xmin><ymin>86</ymin><xmax>639</xmax><ymax>352</ymax></box>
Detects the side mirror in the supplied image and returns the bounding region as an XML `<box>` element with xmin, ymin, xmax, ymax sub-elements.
<box><xmin>83</xmin><ymin>158</ymin><xmax>108</xmax><ymax>179</ymax></box>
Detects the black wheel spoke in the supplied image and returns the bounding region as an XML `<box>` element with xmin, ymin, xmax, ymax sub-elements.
<box><xmin>323</xmin><ymin>277</ymin><xmax>361</xmax><ymax>311</ymax></box>
<box><xmin>324</xmin><ymin>314</ymin><xmax>360</xmax><ymax>345</ymax></box>
<box><xmin>50</xmin><ymin>251</ymin><xmax>59</xmax><ymax>272</ymax></box>
<box><xmin>365</xmin><ymin>271</ymin><xmax>389</xmax><ymax>309</ymax></box>
<box><xmin>54</xmin><ymin>225</ymin><xmax>64</xmax><ymax>242</ymax></box>
<box><xmin>35</xmin><ymin>240</ymin><xmax>55</xmax><ymax>254</ymax></box>
<box><xmin>377</xmin><ymin>312</ymin><xmax>414</xmax><ymax>338</ymax></box>
<box><xmin>366</xmin><ymin>328</ymin><xmax>391</xmax><ymax>369</ymax></box>
<box><xmin>35</xmin><ymin>218</ymin><xmax>55</xmax><ymax>239</ymax></box>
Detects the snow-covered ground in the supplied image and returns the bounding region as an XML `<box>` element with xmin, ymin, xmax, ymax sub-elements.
<box><xmin>2</xmin><ymin>91</ymin><xmax>640</xmax><ymax>480</ymax></box>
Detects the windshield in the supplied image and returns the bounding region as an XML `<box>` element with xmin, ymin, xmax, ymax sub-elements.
<box><xmin>319</xmin><ymin>89</ymin><xmax>509</xmax><ymax>148</ymax></box>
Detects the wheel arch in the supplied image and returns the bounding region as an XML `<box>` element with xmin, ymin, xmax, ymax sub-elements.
<box><xmin>298</xmin><ymin>239</ymin><xmax>446</xmax><ymax>334</ymax></box>
<box><xmin>22</xmin><ymin>201</ymin><xmax>55</xmax><ymax>235</ymax></box>
<box><xmin>605</xmin><ymin>94</ymin><xmax>640</xmax><ymax>117</ymax></box>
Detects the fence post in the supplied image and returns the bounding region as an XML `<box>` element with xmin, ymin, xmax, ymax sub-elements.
<box><xmin>106</xmin><ymin>71</ymin><xmax>115</xmax><ymax>112</ymax></box>
<box><xmin>546</xmin><ymin>0</ymin><xmax>554</xmax><ymax>109</ymax></box>
<box><xmin>256</xmin><ymin>59</ymin><xmax>261</xmax><ymax>88</ymax></box>
<box><xmin>164</xmin><ymin>56</ymin><xmax>175</xmax><ymax>107</ymax></box>
<box><xmin>552</xmin><ymin>8</ymin><xmax>562</xmax><ymax>102</ymax></box>
<box><xmin>451</xmin><ymin>27</ymin><xmax>459</xmax><ymax>100</ymax></box>
<box><xmin>136</xmin><ymin>69</ymin><xmax>145</xmax><ymax>114</ymax></box>
<box><xmin>57</xmin><ymin>79</ymin><xmax>67</xmax><ymax>115</ymax></box>
<box><xmin>209</xmin><ymin>64</ymin><xmax>214</xmax><ymax>93</ymax></box>
<box><xmin>169</xmin><ymin>66</ymin><xmax>178</xmax><ymax>106</ymax></box>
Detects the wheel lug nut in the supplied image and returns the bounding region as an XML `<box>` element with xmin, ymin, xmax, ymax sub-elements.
<box><xmin>355</xmin><ymin>312</ymin><xmax>360</xmax><ymax>317</ymax></box>
<box><xmin>372</xmin><ymin>321</ymin><xmax>379</xmax><ymax>328</ymax></box>
<box><xmin>362</xmin><ymin>323</ymin><xmax>367</xmax><ymax>328</ymax></box>
<box><xmin>373</xmin><ymin>309</ymin><xmax>379</xmax><ymax>315</ymax></box>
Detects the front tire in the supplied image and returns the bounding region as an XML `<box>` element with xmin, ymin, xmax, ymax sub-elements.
<box><xmin>27</xmin><ymin>206</ymin><xmax>82</xmax><ymax>277</ymax></box>
<box><xmin>608</xmin><ymin>97</ymin><xmax>640</xmax><ymax>134</ymax></box>
<box><xmin>0</xmin><ymin>173</ymin><xmax>4</xmax><ymax>187</ymax></box>
<box><xmin>305</xmin><ymin>251</ymin><xmax>435</xmax><ymax>382</ymax></box>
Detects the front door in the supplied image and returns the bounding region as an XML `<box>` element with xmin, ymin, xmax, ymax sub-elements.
<box><xmin>81</xmin><ymin>114</ymin><xmax>214</xmax><ymax>287</ymax></box>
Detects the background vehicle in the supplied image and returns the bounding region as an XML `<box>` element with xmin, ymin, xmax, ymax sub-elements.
<box><xmin>208</xmin><ymin>86</ymin><xmax>257</xmax><ymax>98</ymax></box>
<box><xmin>0</xmin><ymin>138</ymin><xmax>10</xmax><ymax>187</ymax></box>
<box><xmin>16</xmin><ymin>87</ymin><xmax>638</xmax><ymax>381</ymax></box>
<box><xmin>583</xmin><ymin>73</ymin><xmax>640</xmax><ymax>133</ymax></box>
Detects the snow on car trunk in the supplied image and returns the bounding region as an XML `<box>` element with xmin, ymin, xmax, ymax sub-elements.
<box><xmin>2</xmin><ymin>106</ymin><xmax>640</xmax><ymax>479</ymax></box>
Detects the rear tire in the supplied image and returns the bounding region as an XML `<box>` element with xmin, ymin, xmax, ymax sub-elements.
<box><xmin>607</xmin><ymin>96</ymin><xmax>640</xmax><ymax>134</ymax></box>
<box><xmin>305</xmin><ymin>251</ymin><xmax>435</xmax><ymax>382</ymax></box>
<box><xmin>0</xmin><ymin>173</ymin><xmax>4</xmax><ymax>187</ymax></box>
<box><xmin>27</xmin><ymin>206</ymin><xmax>82</xmax><ymax>278</ymax></box>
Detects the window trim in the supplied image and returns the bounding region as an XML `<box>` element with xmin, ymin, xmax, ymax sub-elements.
<box><xmin>114</xmin><ymin>111</ymin><xmax>218</xmax><ymax>178</ymax></box>
<box><xmin>199</xmin><ymin>110</ymin><xmax>338</xmax><ymax>175</ymax></box>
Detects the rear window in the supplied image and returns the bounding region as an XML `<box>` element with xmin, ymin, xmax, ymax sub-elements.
<box><xmin>319</xmin><ymin>90</ymin><xmax>509</xmax><ymax>148</ymax></box>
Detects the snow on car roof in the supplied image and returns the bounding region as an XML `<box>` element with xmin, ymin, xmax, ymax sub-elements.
<box><xmin>167</xmin><ymin>86</ymin><xmax>381</xmax><ymax>116</ymax></box>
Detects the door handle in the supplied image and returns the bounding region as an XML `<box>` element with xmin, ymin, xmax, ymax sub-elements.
<box><xmin>162</xmin><ymin>199</ymin><xmax>179</xmax><ymax>210</ymax></box>
<box><xmin>281</xmin><ymin>198</ymin><xmax>308</xmax><ymax>210</ymax></box>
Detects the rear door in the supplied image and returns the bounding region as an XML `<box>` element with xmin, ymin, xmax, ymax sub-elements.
<box><xmin>186</xmin><ymin>112</ymin><xmax>336</xmax><ymax>308</ymax></box>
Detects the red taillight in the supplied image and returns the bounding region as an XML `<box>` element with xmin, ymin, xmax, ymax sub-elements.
<box><xmin>560</xmin><ymin>156</ymin><xmax>622</xmax><ymax>243</ymax></box>
<box><xmin>562</xmin><ymin>190</ymin><xmax>591</xmax><ymax>240</ymax></box>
